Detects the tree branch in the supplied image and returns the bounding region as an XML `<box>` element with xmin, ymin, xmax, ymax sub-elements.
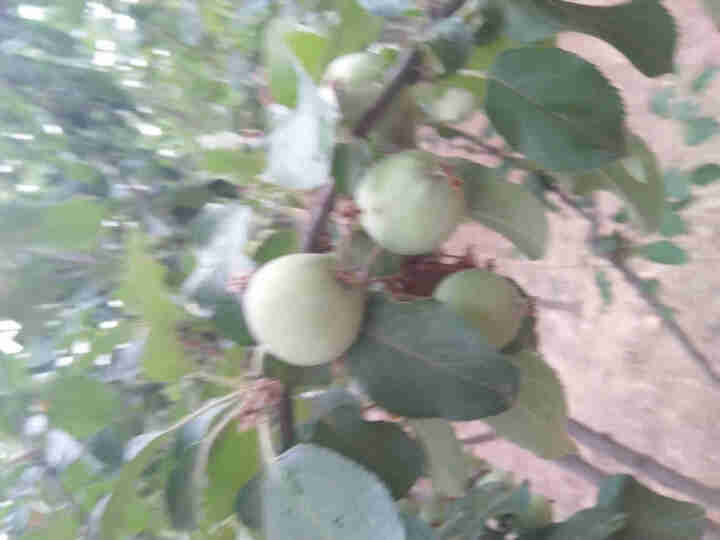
<box><xmin>566</xmin><ymin>419</ymin><xmax>720</xmax><ymax>510</ymax></box>
<box><xmin>550</xmin><ymin>183</ymin><xmax>720</xmax><ymax>391</ymax></box>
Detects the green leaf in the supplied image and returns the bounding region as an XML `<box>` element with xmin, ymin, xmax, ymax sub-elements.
<box><xmin>212</xmin><ymin>295</ymin><xmax>254</xmax><ymax>346</ymax></box>
<box><xmin>526</xmin><ymin>507</ymin><xmax>626</xmax><ymax>540</ymax></box>
<box><xmin>0</xmin><ymin>197</ymin><xmax>105</xmax><ymax>251</ymax></box>
<box><xmin>691</xmin><ymin>65</ymin><xmax>719</xmax><ymax>93</ymax></box>
<box><xmin>690</xmin><ymin>163</ymin><xmax>720</xmax><ymax>186</ymax></box>
<box><xmin>286</xmin><ymin>30</ymin><xmax>331</xmax><ymax>82</ymax></box>
<box><xmin>410</xmin><ymin>418</ymin><xmax>467</xmax><ymax>497</ymax></box>
<box><xmin>263</xmin><ymin>355</ymin><xmax>332</xmax><ymax>390</ymax></box>
<box><xmin>332</xmin><ymin>139</ymin><xmax>373</xmax><ymax>196</ymax></box>
<box><xmin>633</xmin><ymin>240</ymin><xmax>689</xmax><ymax>265</ymax></box>
<box><xmin>458</xmin><ymin>162</ymin><xmax>548</xmax><ymax>259</ymax></box>
<box><xmin>263</xmin><ymin>17</ymin><xmax>299</xmax><ymax>108</ymax></box>
<box><xmin>308</xmin><ymin>405</ymin><xmax>425</xmax><ymax>498</ymax></box>
<box><xmin>499</xmin><ymin>0</ymin><xmax>676</xmax><ymax>77</ymax></box>
<box><xmin>247</xmin><ymin>444</ymin><xmax>405</xmax><ymax>540</ymax></box>
<box><xmin>202</xmin><ymin>149</ymin><xmax>266</xmax><ymax>181</ymax></box>
<box><xmin>596</xmin><ymin>475</ymin><xmax>706</xmax><ymax>540</ymax></box>
<box><xmin>573</xmin><ymin>135</ymin><xmax>664</xmax><ymax>232</ymax></box>
<box><xmin>486</xmin><ymin>47</ymin><xmax>626</xmax><ymax>172</ymax></box>
<box><xmin>266</xmin><ymin>72</ymin><xmax>337</xmax><ymax>190</ymax></box>
<box><xmin>484</xmin><ymin>351</ymin><xmax>577</xmax><ymax>459</ymax></box>
<box><xmin>46</xmin><ymin>375</ymin><xmax>125</xmax><ymax>440</ymax></box>
<box><xmin>205</xmin><ymin>426</ymin><xmax>260</xmax><ymax>523</ymax></box>
<box><xmin>401</xmin><ymin>512</ymin><xmax>437</xmax><ymax>540</ymax></box>
<box><xmin>650</xmin><ymin>86</ymin><xmax>675</xmax><ymax>118</ymax></box>
<box><xmin>118</xmin><ymin>233</ymin><xmax>191</xmax><ymax>382</ymax></box>
<box><xmin>684</xmin><ymin>116</ymin><xmax>719</xmax><ymax>146</ymax></box>
<box><xmin>595</xmin><ymin>269</ymin><xmax>613</xmax><ymax>308</ymax></box>
<box><xmin>253</xmin><ymin>229</ymin><xmax>299</xmax><ymax>265</ymax></box>
<box><xmin>660</xmin><ymin>209</ymin><xmax>687</xmax><ymax>238</ymax></box>
<box><xmin>663</xmin><ymin>168</ymin><xmax>692</xmax><ymax>201</ymax></box>
<box><xmin>345</xmin><ymin>294</ymin><xmax>519</xmax><ymax>420</ymax></box>
<box><xmin>100</xmin><ymin>431</ymin><xmax>175</xmax><ymax>539</ymax></box>
<box><xmin>426</xmin><ymin>17</ymin><xmax>474</xmax><ymax>77</ymax></box>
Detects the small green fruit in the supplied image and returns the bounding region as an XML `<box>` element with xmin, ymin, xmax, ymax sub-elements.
<box><xmin>242</xmin><ymin>253</ymin><xmax>365</xmax><ymax>366</ymax></box>
<box><xmin>517</xmin><ymin>493</ymin><xmax>553</xmax><ymax>529</ymax></box>
<box><xmin>355</xmin><ymin>151</ymin><xmax>465</xmax><ymax>255</ymax></box>
<box><xmin>322</xmin><ymin>52</ymin><xmax>418</xmax><ymax>150</ymax></box>
<box><xmin>434</xmin><ymin>269</ymin><xmax>526</xmax><ymax>348</ymax></box>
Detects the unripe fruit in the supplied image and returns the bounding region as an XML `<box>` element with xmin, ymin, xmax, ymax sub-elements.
<box><xmin>322</xmin><ymin>52</ymin><xmax>418</xmax><ymax>150</ymax></box>
<box><xmin>242</xmin><ymin>254</ymin><xmax>365</xmax><ymax>366</ymax></box>
<box><xmin>434</xmin><ymin>269</ymin><xmax>526</xmax><ymax>348</ymax></box>
<box><xmin>355</xmin><ymin>151</ymin><xmax>465</xmax><ymax>255</ymax></box>
<box><xmin>517</xmin><ymin>493</ymin><xmax>553</xmax><ymax>529</ymax></box>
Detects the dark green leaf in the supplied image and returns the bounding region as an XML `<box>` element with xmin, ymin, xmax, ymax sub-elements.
<box><xmin>346</xmin><ymin>294</ymin><xmax>519</xmax><ymax>420</ymax></box>
<box><xmin>486</xmin><ymin>47</ymin><xmax>625</xmax><ymax>171</ymax></box>
<box><xmin>244</xmin><ymin>444</ymin><xmax>405</xmax><ymax>540</ymax></box>
<box><xmin>499</xmin><ymin>0</ymin><xmax>676</xmax><ymax>77</ymax></box>
<box><xmin>308</xmin><ymin>405</ymin><xmax>424</xmax><ymax>498</ymax></box>
<box><xmin>684</xmin><ymin>116</ymin><xmax>719</xmax><ymax>146</ymax></box>
<box><xmin>649</xmin><ymin>86</ymin><xmax>675</xmax><ymax>118</ymax></box>
<box><xmin>47</xmin><ymin>375</ymin><xmax>124</xmax><ymax>440</ymax></box>
<box><xmin>530</xmin><ymin>507</ymin><xmax>626</xmax><ymax>540</ymax></box>
<box><xmin>253</xmin><ymin>229</ymin><xmax>299</xmax><ymax>264</ymax></box>
<box><xmin>633</xmin><ymin>240</ymin><xmax>689</xmax><ymax>265</ymax></box>
<box><xmin>690</xmin><ymin>163</ymin><xmax>720</xmax><ymax>186</ymax></box>
<box><xmin>597</xmin><ymin>475</ymin><xmax>706</xmax><ymax>540</ymax></box>
<box><xmin>691</xmin><ymin>65</ymin><xmax>720</xmax><ymax>93</ymax></box>
<box><xmin>332</xmin><ymin>139</ymin><xmax>373</xmax><ymax>196</ymax></box>
<box><xmin>263</xmin><ymin>355</ymin><xmax>332</xmax><ymax>389</ymax></box>
<box><xmin>484</xmin><ymin>352</ymin><xmax>577</xmax><ymax>459</ymax></box>
<box><xmin>212</xmin><ymin>295</ymin><xmax>254</xmax><ymax>346</ymax></box>
<box><xmin>426</xmin><ymin>17</ymin><xmax>474</xmax><ymax>77</ymax></box>
<box><xmin>459</xmin><ymin>162</ymin><xmax>548</xmax><ymax>259</ymax></box>
<box><xmin>595</xmin><ymin>269</ymin><xmax>613</xmax><ymax>308</ymax></box>
<box><xmin>660</xmin><ymin>209</ymin><xmax>687</xmax><ymax>237</ymax></box>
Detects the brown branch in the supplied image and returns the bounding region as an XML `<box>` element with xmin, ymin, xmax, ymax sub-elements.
<box><xmin>550</xmin><ymin>183</ymin><xmax>720</xmax><ymax>391</ymax></box>
<box><xmin>566</xmin><ymin>419</ymin><xmax>720</xmax><ymax>510</ymax></box>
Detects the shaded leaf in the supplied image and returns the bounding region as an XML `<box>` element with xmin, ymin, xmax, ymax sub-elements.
<box><xmin>690</xmin><ymin>163</ymin><xmax>720</xmax><ymax>186</ymax></box>
<box><xmin>308</xmin><ymin>405</ymin><xmax>425</xmax><ymax>498</ymax></box>
<box><xmin>346</xmin><ymin>294</ymin><xmax>519</xmax><ymax>420</ymax></box>
<box><xmin>684</xmin><ymin>116</ymin><xmax>719</xmax><ymax>146</ymax></box>
<box><xmin>458</xmin><ymin>161</ymin><xmax>548</xmax><ymax>259</ymax></box>
<box><xmin>410</xmin><ymin>418</ymin><xmax>467</xmax><ymax>497</ymax></box>
<box><xmin>660</xmin><ymin>209</ymin><xmax>687</xmax><ymax>238</ymax></box>
<box><xmin>426</xmin><ymin>16</ymin><xmax>474</xmax><ymax>77</ymax></box>
<box><xmin>633</xmin><ymin>240</ymin><xmax>689</xmax><ymax>265</ymax></box>
<box><xmin>597</xmin><ymin>475</ymin><xmax>706</xmax><ymax>540</ymax></box>
<box><xmin>574</xmin><ymin>135</ymin><xmax>664</xmax><ymax>232</ymax></box>
<box><xmin>248</xmin><ymin>444</ymin><xmax>405</xmax><ymax>540</ymax></box>
<box><xmin>486</xmin><ymin>47</ymin><xmax>625</xmax><ymax>171</ymax></box>
<box><xmin>484</xmin><ymin>352</ymin><xmax>577</xmax><ymax>459</ymax></box>
<box><xmin>499</xmin><ymin>0</ymin><xmax>676</xmax><ymax>77</ymax></box>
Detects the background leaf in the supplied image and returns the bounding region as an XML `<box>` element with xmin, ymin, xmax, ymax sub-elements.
<box><xmin>596</xmin><ymin>475</ymin><xmax>706</xmax><ymax>540</ymax></box>
<box><xmin>691</xmin><ymin>65</ymin><xmax>719</xmax><ymax>93</ymax></box>
<box><xmin>632</xmin><ymin>240</ymin><xmax>689</xmax><ymax>265</ymax></box>
<box><xmin>486</xmin><ymin>47</ymin><xmax>625</xmax><ymax>171</ymax></box>
<box><xmin>684</xmin><ymin>116</ymin><xmax>719</xmax><ymax>146</ymax></box>
<box><xmin>346</xmin><ymin>294</ymin><xmax>519</xmax><ymax>420</ymax></box>
<box><xmin>690</xmin><ymin>163</ymin><xmax>720</xmax><ymax>186</ymax></box>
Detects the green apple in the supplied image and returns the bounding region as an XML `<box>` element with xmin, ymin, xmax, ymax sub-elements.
<box><xmin>242</xmin><ymin>253</ymin><xmax>365</xmax><ymax>366</ymax></box>
<box><xmin>355</xmin><ymin>150</ymin><xmax>465</xmax><ymax>255</ymax></box>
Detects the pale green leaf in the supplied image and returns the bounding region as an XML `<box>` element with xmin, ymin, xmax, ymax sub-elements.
<box><xmin>684</xmin><ymin>116</ymin><xmax>719</xmax><ymax>146</ymax></box>
<box><xmin>458</xmin><ymin>161</ymin><xmax>548</xmax><ymax>259</ymax></box>
<box><xmin>484</xmin><ymin>351</ymin><xmax>577</xmax><ymax>459</ymax></box>
<box><xmin>410</xmin><ymin>418</ymin><xmax>468</xmax><ymax>497</ymax></box>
